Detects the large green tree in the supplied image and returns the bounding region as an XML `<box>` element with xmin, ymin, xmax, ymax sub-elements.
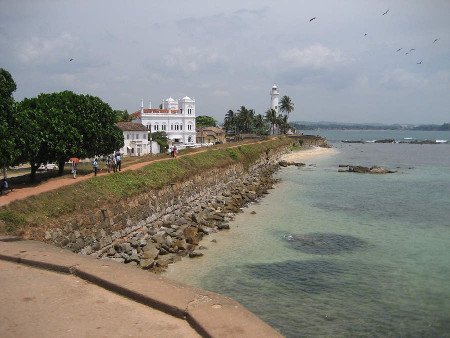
<box><xmin>280</xmin><ymin>95</ymin><xmax>294</xmax><ymax>118</ymax></box>
<box><xmin>114</xmin><ymin>109</ymin><xmax>131</xmax><ymax>122</ymax></box>
<box><xmin>16</xmin><ymin>91</ymin><xmax>123</xmax><ymax>180</ymax></box>
<box><xmin>0</xmin><ymin>68</ymin><xmax>18</xmax><ymax>179</ymax></box>
<box><xmin>196</xmin><ymin>115</ymin><xmax>217</xmax><ymax>128</ymax></box>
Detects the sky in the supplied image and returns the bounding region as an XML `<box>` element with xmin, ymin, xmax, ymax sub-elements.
<box><xmin>1</xmin><ymin>0</ymin><xmax>449</xmax><ymax>124</ymax></box>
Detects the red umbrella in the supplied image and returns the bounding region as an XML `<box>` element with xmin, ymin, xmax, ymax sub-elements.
<box><xmin>69</xmin><ymin>157</ymin><xmax>80</xmax><ymax>163</ymax></box>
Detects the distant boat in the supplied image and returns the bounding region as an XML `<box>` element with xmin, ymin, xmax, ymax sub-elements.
<box><xmin>436</xmin><ymin>140</ymin><xmax>448</xmax><ymax>144</ymax></box>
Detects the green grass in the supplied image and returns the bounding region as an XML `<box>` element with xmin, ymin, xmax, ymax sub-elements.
<box><xmin>0</xmin><ymin>138</ymin><xmax>293</xmax><ymax>235</ymax></box>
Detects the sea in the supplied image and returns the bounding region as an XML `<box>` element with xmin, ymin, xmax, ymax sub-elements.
<box><xmin>164</xmin><ymin>130</ymin><xmax>450</xmax><ymax>337</ymax></box>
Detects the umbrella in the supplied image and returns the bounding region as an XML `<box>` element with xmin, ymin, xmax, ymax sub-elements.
<box><xmin>69</xmin><ymin>157</ymin><xmax>80</xmax><ymax>163</ymax></box>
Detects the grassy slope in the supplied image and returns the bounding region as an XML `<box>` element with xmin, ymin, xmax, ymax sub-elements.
<box><xmin>0</xmin><ymin>138</ymin><xmax>293</xmax><ymax>235</ymax></box>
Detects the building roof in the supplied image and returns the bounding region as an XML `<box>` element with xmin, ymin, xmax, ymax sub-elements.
<box><xmin>132</xmin><ymin>109</ymin><xmax>180</xmax><ymax>119</ymax></box>
<box><xmin>116</xmin><ymin>122</ymin><xmax>148</xmax><ymax>131</ymax></box>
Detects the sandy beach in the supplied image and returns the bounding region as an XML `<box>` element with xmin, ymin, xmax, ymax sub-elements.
<box><xmin>281</xmin><ymin>146</ymin><xmax>338</xmax><ymax>162</ymax></box>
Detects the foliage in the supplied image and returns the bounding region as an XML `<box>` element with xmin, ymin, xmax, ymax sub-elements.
<box><xmin>0</xmin><ymin>68</ymin><xmax>18</xmax><ymax>178</ymax></box>
<box><xmin>265</xmin><ymin>108</ymin><xmax>278</xmax><ymax>135</ymax></box>
<box><xmin>150</xmin><ymin>131</ymin><xmax>169</xmax><ymax>152</ymax></box>
<box><xmin>15</xmin><ymin>91</ymin><xmax>123</xmax><ymax>180</ymax></box>
<box><xmin>223</xmin><ymin>107</ymin><xmax>268</xmax><ymax>135</ymax></box>
<box><xmin>280</xmin><ymin>95</ymin><xmax>294</xmax><ymax>117</ymax></box>
<box><xmin>196</xmin><ymin>115</ymin><xmax>217</xmax><ymax>128</ymax></box>
<box><xmin>114</xmin><ymin>109</ymin><xmax>131</xmax><ymax>122</ymax></box>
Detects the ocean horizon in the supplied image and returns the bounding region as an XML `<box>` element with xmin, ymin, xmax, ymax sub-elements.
<box><xmin>165</xmin><ymin>130</ymin><xmax>450</xmax><ymax>337</ymax></box>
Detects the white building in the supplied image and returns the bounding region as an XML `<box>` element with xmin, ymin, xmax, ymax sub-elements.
<box><xmin>270</xmin><ymin>84</ymin><xmax>279</xmax><ymax>114</ymax></box>
<box><xmin>132</xmin><ymin>96</ymin><xmax>196</xmax><ymax>145</ymax></box>
<box><xmin>116</xmin><ymin>122</ymin><xmax>159</xmax><ymax>156</ymax></box>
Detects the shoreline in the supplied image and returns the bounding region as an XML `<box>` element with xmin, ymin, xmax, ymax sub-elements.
<box><xmin>280</xmin><ymin>146</ymin><xmax>338</xmax><ymax>162</ymax></box>
<box><xmin>164</xmin><ymin>144</ymin><xmax>339</xmax><ymax>278</ymax></box>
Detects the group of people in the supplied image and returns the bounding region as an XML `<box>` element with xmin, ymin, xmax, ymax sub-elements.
<box><xmin>92</xmin><ymin>152</ymin><xmax>122</xmax><ymax>176</ymax></box>
<box><xmin>70</xmin><ymin>152</ymin><xmax>122</xmax><ymax>179</ymax></box>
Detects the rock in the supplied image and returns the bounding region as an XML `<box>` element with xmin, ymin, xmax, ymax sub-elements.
<box><xmin>121</xmin><ymin>242</ymin><xmax>132</xmax><ymax>254</ymax></box>
<box><xmin>184</xmin><ymin>226</ymin><xmax>200</xmax><ymax>245</ymax></box>
<box><xmin>142</xmin><ymin>243</ymin><xmax>159</xmax><ymax>260</ymax></box>
<box><xmin>189</xmin><ymin>251</ymin><xmax>204</xmax><ymax>258</ymax></box>
<box><xmin>44</xmin><ymin>231</ymin><xmax>52</xmax><ymax>240</ymax></box>
<box><xmin>211</xmin><ymin>239</ymin><xmax>217</xmax><ymax>243</ymax></box>
<box><xmin>250</xmin><ymin>211</ymin><xmax>256</xmax><ymax>214</ymax></box>
<box><xmin>139</xmin><ymin>258</ymin><xmax>154</xmax><ymax>270</ymax></box>
<box><xmin>107</xmin><ymin>247</ymin><xmax>116</xmax><ymax>256</ymax></box>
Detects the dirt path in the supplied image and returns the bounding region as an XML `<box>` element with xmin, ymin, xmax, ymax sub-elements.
<box><xmin>0</xmin><ymin>139</ymin><xmax>275</xmax><ymax>208</ymax></box>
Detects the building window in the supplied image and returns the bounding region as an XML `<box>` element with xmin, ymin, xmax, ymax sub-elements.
<box><xmin>136</xmin><ymin>133</ymin><xmax>139</xmax><ymax>139</ymax></box>
<box><xmin>132</xmin><ymin>133</ymin><xmax>135</xmax><ymax>140</ymax></box>
<box><xmin>162</xmin><ymin>124</ymin><xmax>166</xmax><ymax>131</ymax></box>
<box><xmin>180</xmin><ymin>109</ymin><xmax>183</xmax><ymax>114</ymax></box>
<box><xmin>143</xmin><ymin>133</ymin><xmax>146</xmax><ymax>139</ymax></box>
<box><xmin>171</xmin><ymin>124</ymin><xmax>173</xmax><ymax>130</ymax></box>
<box><xmin>188</xmin><ymin>108</ymin><xmax>192</xmax><ymax>115</ymax></box>
<box><xmin>180</xmin><ymin>125</ymin><xmax>183</xmax><ymax>130</ymax></box>
<box><xmin>127</xmin><ymin>133</ymin><xmax>130</xmax><ymax>140</ymax></box>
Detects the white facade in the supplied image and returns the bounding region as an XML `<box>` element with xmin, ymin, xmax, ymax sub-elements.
<box><xmin>270</xmin><ymin>84</ymin><xmax>279</xmax><ymax>114</ymax></box>
<box><xmin>116</xmin><ymin>122</ymin><xmax>160</xmax><ymax>156</ymax></box>
<box><xmin>133</xmin><ymin>96</ymin><xmax>196</xmax><ymax>144</ymax></box>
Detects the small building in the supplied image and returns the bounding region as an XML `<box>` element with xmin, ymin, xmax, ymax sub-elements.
<box><xmin>196</xmin><ymin>127</ymin><xmax>226</xmax><ymax>145</ymax></box>
<box><xmin>116</xmin><ymin>122</ymin><xmax>159</xmax><ymax>156</ymax></box>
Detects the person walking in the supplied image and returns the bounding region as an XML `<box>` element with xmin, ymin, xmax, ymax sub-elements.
<box><xmin>173</xmin><ymin>145</ymin><xmax>177</xmax><ymax>158</ymax></box>
<box><xmin>115</xmin><ymin>152</ymin><xmax>122</xmax><ymax>171</ymax></box>
<box><xmin>92</xmin><ymin>157</ymin><xmax>99</xmax><ymax>176</ymax></box>
<box><xmin>0</xmin><ymin>178</ymin><xmax>12</xmax><ymax>195</ymax></box>
<box><xmin>106</xmin><ymin>155</ymin><xmax>112</xmax><ymax>173</ymax></box>
<box><xmin>71</xmin><ymin>161</ymin><xmax>78</xmax><ymax>179</ymax></box>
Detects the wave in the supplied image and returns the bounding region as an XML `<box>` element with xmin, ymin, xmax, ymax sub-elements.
<box><xmin>436</xmin><ymin>140</ymin><xmax>448</xmax><ymax>143</ymax></box>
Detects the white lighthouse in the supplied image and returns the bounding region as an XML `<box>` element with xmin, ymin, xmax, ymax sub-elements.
<box><xmin>270</xmin><ymin>84</ymin><xmax>279</xmax><ymax>113</ymax></box>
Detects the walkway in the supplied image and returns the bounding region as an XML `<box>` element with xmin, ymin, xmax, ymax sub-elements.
<box><xmin>0</xmin><ymin>237</ymin><xmax>282</xmax><ymax>337</ymax></box>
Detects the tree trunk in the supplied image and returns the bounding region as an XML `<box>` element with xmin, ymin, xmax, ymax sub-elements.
<box><xmin>30</xmin><ymin>164</ymin><xmax>38</xmax><ymax>182</ymax></box>
<box><xmin>58</xmin><ymin>159</ymin><xmax>65</xmax><ymax>176</ymax></box>
<box><xmin>2</xmin><ymin>166</ymin><xmax>7</xmax><ymax>180</ymax></box>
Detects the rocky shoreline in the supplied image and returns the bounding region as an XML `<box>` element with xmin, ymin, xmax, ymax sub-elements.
<box><xmin>88</xmin><ymin>166</ymin><xmax>279</xmax><ymax>272</ymax></box>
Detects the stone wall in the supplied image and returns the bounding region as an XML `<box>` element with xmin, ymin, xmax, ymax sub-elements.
<box><xmin>44</xmin><ymin>136</ymin><xmax>327</xmax><ymax>271</ymax></box>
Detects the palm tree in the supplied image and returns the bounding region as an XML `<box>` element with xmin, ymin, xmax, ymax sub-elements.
<box><xmin>280</xmin><ymin>95</ymin><xmax>294</xmax><ymax>118</ymax></box>
<box><xmin>237</xmin><ymin>106</ymin><xmax>255</xmax><ymax>133</ymax></box>
<box><xmin>277</xmin><ymin>114</ymin><xmax>290</xmax><ymax>134</ymax></box>
<box><xmin>224</xmin><ymin>109</ymin><xmax>236</xmax><ymax>133</ymax></box>
<box><xmin>265</xmin><ymin>108</ymin><xmax>278</xmax><ymax>135</ymax></box>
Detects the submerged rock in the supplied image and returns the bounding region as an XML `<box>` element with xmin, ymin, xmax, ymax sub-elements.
<box><xmin>284</xmin><ymin>233</ymin><xmax>367</xmax><ymax>255</ymax></box>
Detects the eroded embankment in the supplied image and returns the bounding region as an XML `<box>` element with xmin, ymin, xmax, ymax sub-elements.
<box><xmin>0</xmin><ymin>136</ymin><xmax>327</xmax><ymax>272</ymax></box>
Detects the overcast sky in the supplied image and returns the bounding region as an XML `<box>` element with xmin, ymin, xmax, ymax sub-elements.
<box><xmin>1</xmin><ymin>0</ymin><xmax>449</xmax><ymax>124</ymax></box>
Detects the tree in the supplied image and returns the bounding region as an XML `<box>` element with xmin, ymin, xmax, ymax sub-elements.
<box><xmin>280</xmin><ymin>95</ymin><xmax>294</xmax><ymax>118</ymax></box>
<box><xmin>16</xmin><ymin>91</ymin><xmax>123</xmax><ymax>181</ymax></box>
<box><xmin>114</xmin><ymin>109</ymin><xmax>131</xmax><ymax>122</ymax></box>
<box><xmin>277</xmin><ymin>114</ymin><xmax>290</xmax><ymax>134</ymax></box>
<box><xmin>265</xmin><ymin>108</ymin><xmax>278</xmax><ymax>135</ymax></box>
<box><xmin>236</xmin><ymin>106</ymin><xmax>255</xmax><ymax>133</ymax></box>
<box><xmin>196</xmin><ymin>115</ymin><xmax>217</xmax><ymax>128</ymax></box>
<box><xmin>150</xmin><ymin>131</ymin><xmax>169</xmax><ymax>153</ymax></box>
<box><xmin>224</xmin><ymin>110</ymin><xmax>237</xmax><ymax>133</ymax></box>
<box><xmin>0</xmin><ymin>68</ymin><xmax>18</xmax><ymax>179</ymax></box>
<box><xmin>253</xmin><ymin>114</ymin><xmax>269</xmax><ymax>135</ymax></box>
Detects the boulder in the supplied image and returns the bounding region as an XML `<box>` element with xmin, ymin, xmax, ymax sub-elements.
<box><xmin>184</xmin><ymin>226</ymin><xmax>200</xmax><ymax>245</ymax></box>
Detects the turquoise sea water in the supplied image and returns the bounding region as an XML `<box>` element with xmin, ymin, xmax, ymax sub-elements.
<box><xmin>165</xmin><ymin>131</ymin><xmax>450</xmax><ymax>337</ymax></box>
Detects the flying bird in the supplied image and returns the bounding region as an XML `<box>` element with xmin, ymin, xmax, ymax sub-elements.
<box><xmin>364</xmin><ymin>33</ymin><xmax>368</xmax><ymax>36</ymax></box>
<box><xmin>309</xmin><ymin>17</ymin><xmax>316</xmax><ymax>22</ymax></box>
<box><xmin>382</xmin><ymin>9</ymin><xmax>390</xmax><ymax>15</ymax></box>
<box><xmin>405</xmin><ymin>52</ymin><xmax>409</xmax><ymax>55</ymax></box>
<box><xmin>69</xmin><ymin>58</ymin><xmax>74</xmax><ymax>61</ymax></box>
<box><xmin>417</xmin><ymin>60</ymin><xmax>423</xmax><ymax>64</ymax></box>
<box><xmin>396</xmin><ymin>48</ymin><xmax>402</xmax><ymax>52</ymax></box>
<box><xmin>409</xmin><ymin>48</ymin><xmax>415</xmax><ymax>52</ymax></box>
<box><xmin>433</xmin><ymin>38</ymin><xmax>440</xmax><ymax>43</ymax></box>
